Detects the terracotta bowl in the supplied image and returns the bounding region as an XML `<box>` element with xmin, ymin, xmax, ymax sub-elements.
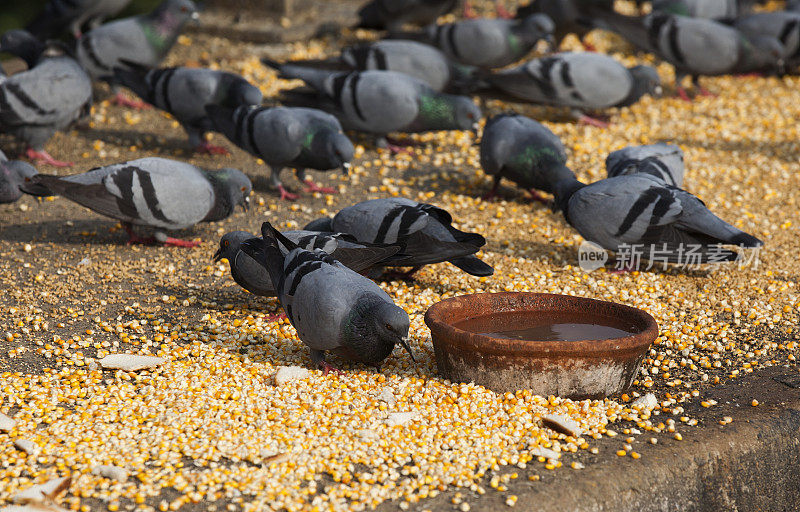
<box><xmin>424</xmin><ymin>292</ymin><xmax>658</xmax><ymax>399</ymax></box>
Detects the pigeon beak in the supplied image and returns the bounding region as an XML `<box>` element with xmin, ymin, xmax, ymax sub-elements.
<box><xmin>241</xmin><ymin>196</ymin><xmax>250</xmax><ymax>213</ymax></box>
<box><xmin>212</xmin><ymin>248</ymin><xmax>223</xmax><ymax>262</ymax></box>
<box><xmin>398</xmin><ymin>337</ymin><xmax>416</xmax><ymax>363</ymax></box>
<box><xmin>341</xmin><ymin>162</ymin><xmax>351</xmax><ymax>175</ymax></box>
<box><xmin>191</xmin><ymin>11</ymin><xmax>200</xmax><ymax>21</ymax></box>
<box><xmin>471</xmin><ymin>122</ymin><xmax>480</xmax><ymax>136</ymax></box>
<box><xmin>654</xmin><ymin>85</ymin><xmax>663</xmax><ymax>97</ymax></box>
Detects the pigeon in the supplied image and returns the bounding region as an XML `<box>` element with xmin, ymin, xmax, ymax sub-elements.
<box><xmin>733</xmin><ymin>12</ymin><xmax>800</xmax><ymax>71</ymax></box>
<box><xmin>20</xmin><ymin>157</ymin><xmax>251</xmax><ymax>247</ymax></box>
<box><xmin>355</xmin><ymin>0</ymin><xmax>457</xmax><ymax>32</ymax></box>
<box><xmin>205</xmin><ymin>104</ymin><xmax>354</xmax><ymax>201</ymax></box>
<box><xmin>514</xmin><ymin>0</ymin><xmax>612</xmax><ymax>50</ymax></box>
<box><xmin>483</xmin><ymin>52</ymin><xmax>661</xmax><ymax>126</ymax></box>
<box><xmin>552</xmin><ymin>173</ymin><xmax>763</xmax><ymax>265</ymax></box>
<box><xmin>790</xmin><ymin>0</ymin><xmax>800</xmax><ymax>12</ymax></box>
<box><xmin>213</xmin><ymin>230</ymin><xmax>401</xmax><ymax>297</ymax></box>
<box><xmin>263</xmin><ymin>62</ymin><xmax>481</xmax><ymax>152</ymax></box>
<box><xmin>606</xmin><ymin>143</ymin><xmax>685</xmax><ymax>187</ymax></box>
<box><xmin>0</xmin><ymin>31</ymin><xmax>92</xmax><ymax>167</ymax></box>
<box><xmin>582</xmin><ymin>8</ymin><xmax>785</xmax><ymax>99</ymax></box>
<box><xmin>240</xmin><ymin>222</ymin><xmax>414</xmax><ymax>372</ymax></box>
<box><xmin>304</xmin><ymin>198</ymin><xmax>493</xmax><ymax>277</ymax></box>
<box><xmin>26</xmin><ymin>0</ymin><xmax>133</xmax><ymax>39</ymax></box>
<box><xmin>113</xmin><ymin>65</ymin><xmax>263</xmax><ymax>154</ymax></box>
<box><xmin>75</xmin><ymin>0</ymin><xmax>199</xmax><ymax>108</ymax></box>
<box><xmin>388</xmin><ymin>14</ymin><xmax>556</xmax><ymax>69</ymax></box>
<box><xmin>650</xmin><ymin>0</ymin><xmax>754</xmax><ymax>20</ymax></box>
<box><xmin>480</xmin><ymin>114</ymin><xmax>576</xmax><ymax>202</ymax></box>
<box><xmin>0</xmin><ymin>150</ymin><xmax>43</xmax><ymax>204</ymax></box>
<box><xmin>280</xmin><ymin>40</ymin><xmax>478</xmax><ymax>93</ymax></box>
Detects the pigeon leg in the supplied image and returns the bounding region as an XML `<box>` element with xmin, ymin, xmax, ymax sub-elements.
<box><xmin>124</xmin><ymin>224</ymin><xmax>157</xmax><ymax>245</ymax></box>
<box><xmin>692</xmin><ymin>77</ymin><xmax>716</xmax><ymax>98</ymax></box>
<box><xmin>303</xmin><ymin>180</ymin><xmax>337</xmax><ymax>194</ymax></box>
<box><xmin>266</xmin><ymin>313</ymin><xmax>287</xmax><ymax>322</ymax></box>
<box><xmin>527</xmin><ymin>189</ymin><xmax>550</xmax><ymax>204</ymax></box>
<box><xmin>319</xmin><ymin>361</ymin><xmax>345</xmax><ymax>376</ymax></box>
<box><xmin>25</xmin><ymin>148</ymin><xmax>73</xmax><ymax>168</ymax></box>
<box><xmin>676</xmin><ymin>86</ymin><xmax>692</xmax><ymax>102</ymax></box>
<box><xmin>482</xmin><ymin>176</ymin><xmax>501</xmax><ymax>201</ymax></box>
<box><xmin>277</xmin><ymin>185</ymin><xmax>298</xmax><ymax>201</ymax></box>
<box><xmin>270</xmin><ymin>166</ymin><xmax>298</xmax><ymax>201</ymax></box>
<box><xmin>162</xmin><ymin>237</ymin><xmax>201</xmax><ymax>248</ymax></box>
<box><xmin>112</xmin><ymin>92</ymin><xmax>152</xmax><ymax>110</ymax></box>
<box><xmin>577</xmin><ymin>114</ymin><xmax>609</xmax><ymax>129</ymax></box>
<box><xmin>195</xmin><ymin>140</ymin><xmax>230</xmax><ymax>155</ymax></box>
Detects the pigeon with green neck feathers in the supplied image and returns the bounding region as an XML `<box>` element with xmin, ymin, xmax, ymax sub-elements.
<box><xmin>263</xmin><ymin>61</ymin><xmax>481</xmax><ymax>152</ymax></box>
<box><xmin>206</xmin><ymin>104</ymin><xmax>354</xmax><ymax>201</ymax></box>
<box><xmin>76</xmin><ymin>0</ymin><xmax>199</xmax><ymax>108</ymax></box>
<box><xmin>387</xmin><ymin>13</ymin><xmax>555</xmax><ymax>69</ymax></box>
<box><xmin>480</xmin><ymin>114</ymin><xmax>575</xmax><ymax>203</ymax></box>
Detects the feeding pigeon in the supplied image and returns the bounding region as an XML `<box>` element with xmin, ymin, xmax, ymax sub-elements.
<box><xmin>205</xmin><ymin>104</ymin><xmax>354</xmax><ymax>201</ymax></box>
<box><xmin>650</xmin><ymin>0</ymin><xmax>754</xmax><ymax>20</ymax></box>
<box><xmin>263</xmin><ymin>62</ymin><xmax>481</xmax><ymax>152</ymax></box>
<box><xmin>514</xmin><ymin>0</ymin><xmax>612</xmax><ymax>51</ymax></box>
<box><xmin>26</xmin><ymin>0</ymin><xmax>133</xmax><ymax>39</ymax></box>
<box><xmin>113</xmin><ymin>65</ymin><xmax>263</xmax><ymax>154</ymax></box>
<box><xmin>213</xmin><ymin>230</ymin><xmax>401</xmax><ymax>297</ymax></box>
<box><xmin>483</xmin><ymin>52</ymin><xmax>661</xmax><ymax>126</ymax></box>
<box><xmin>480</xmin><ymin>114</ymin><xmax>575</xmax><ymax>202</ymax></box>
<box><xmin>75</xmin><ymin>0</ymin><xmax>199</xmax><ymax>108</ymax></box>
<box><xmin>0</xmin><ymin>31</ymin><xmax>92</xmax><ymax>167</ymax></box>
<box><xmin>733</xmin><ymin>12</ymin><xmax>800</xmax><ymax>72</ymax></box>
<box><xmin>606</xmin><ymin>143</ymin><xmax>685</xmax><ymax>187</ymax></box>
<box><xmin>240</xmin><ymin>222</ymin><xmax>414</xmax><ymax>372</ymax></box>
<box><xmin>552</xmin><ymin>173</ymin><xmax>763</xmax><ymax>265</ymax></box>
<box><xmin>581</xmin><ymin>8</ymin><xmax>785</xmax><ymax>99</ymax></box>
<box><xmin>387</xmin><ymin>14</ymin><xmax>555</xmax><ymax>69</ymax></box>
<box><xmin>0</xmin><ymin>150</ymin><xmax>44</xmax><ymax>204</ymax></box>
<box><xmin>20</xmin><ymin>157</ymin><xmax>251</xmax><ymax>247</ymax></box>
<box><xmin>304</xmin><ymin>197</ymin><xmax>493</xmax><ymax>278</ymax></box>
<box><xmin>281</xmin><ymin>40</ymin><xmax>478</xmax><ymax>93</ymax></box>
<box><xmin>354</xmin><ymin>0</ymin><xmax>457</xmax><ymax>32</ymax></box>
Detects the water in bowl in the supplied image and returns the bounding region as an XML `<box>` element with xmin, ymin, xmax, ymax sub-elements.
<box><xmin>454</xmin><ymin>310</ymin><xmax>638</xmax><ymax>342</ymax></box>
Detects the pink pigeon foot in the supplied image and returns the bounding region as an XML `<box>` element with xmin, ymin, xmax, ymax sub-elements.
<box><xmin>25</xmin><ymin>148</ymin><xmax>73</xmax><ymax>167</ymax></box>
<box><xmin>163</xmin><ymin>237</ymin><xmax>201</xmax><ymax>248</ymax></box>
<box><xmin>582</xmin><ymin>41</ymin><xmax>598</xmax><ymax>52</ymax></box>
<box><xmin>195</xmin><ymin>141</ymin><xmax>230</xmax><ymax>155</ymax></box>
<box><xmin>697</xmin><ymin>87</ymin><xmax>716</xmax><ymax>97</ymax></box>
<box><xmin>266</xmin><ymin>313</ymin><xmax>287</xmax><ymax>322</ymax></box>
<box><xmin>319</xmin><ymin>361</ymin><xmax>345</xmax><ymax>376</ymax></box>
<box><xmin>303</xmin><ymin>179</ymin><xmax>337</xmax><ymax>194</ymax></box>
<box><xmin>527</xmin><ymin>189</ymin><xmax>550</xmax><ymax>204</ymax></box>
<box><xmin>112</xmin><ymin>92</ymin><xmax>151</xmax><ymax>110</ymax></box>
<box><xmin>277</xmin><ymin>185</ymin><xmax>299</xmax><ymax>201</ymax></box>
<box><xmin>677</xmin><ymin>87</ymin><xmax>692</xmax><ymax>102</ymax></box>
<box><xmin>578</xmin><ymin>114</ymin><xmax>609</xmax><ymax>128</ymax></box>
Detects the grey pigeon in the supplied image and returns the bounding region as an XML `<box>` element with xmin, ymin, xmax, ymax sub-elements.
<box><xmin>279</xmin><ymin>40</ymin><xmax>478</xmax><ymax>93</ymax></box>
<box><xmin>206</xmin><ymin>104</ymin><xmax>354</xmax><ymax>201</ymax></box>
<box><xmin>552</xmin><ymin>173</ymin><xmax>763</xmax><ymax>265</ymax></box>
<box><xmin>484</xmin><ymin>52</ymin><xmax>661</xmax><ymax>126</ymax></box>
<box><xmin>26</xmin><ymin>0</ymin><xmax>132</xmax><ymax>39</ymax></box>
<box><xmin>355</xmin><ymin>0</ymin><xmax>457</xmax><ymax>32</ymax></box>
<box><xmin>21</xmin><ymin>157</ymin><xmax>251</xmax><ymax>247</ymax></box>
<box><xmin>606</xmin><ymin>143</ymin><xmax>685</xmax><ymax>187</ymax></box>
<box><xmin>240</xmin><ymin>222</ymin><xmax>414</xmax><ymax>372</ymax></box>
<box><xmin>0</xmin><ymin>150</ymin><xmax>43</xmax><ymax>204</ymax></box>
<box><xmin>515</xmin><ymin>0</ymin><xmax>612</xmax><ymax>50</ymax></box>
<box><xmin>213</xmin><ymin>230</ymin><xmax>401</xmax><ymax>297</ymax></box>
<box><xmin>75</xmin><ymin>0</ymin><xmax>199</xmax><ymax>108</ymax></box>
<box><xmin>389</xmin><ymin>14</ymin><xmax>555</xmax><ymax>69</ymax></box>
<box><xmin>734</xmin><ymin>12</ymin><xmax>800</xmax><ymax>71</ymax></box>
<box><xmin>113</xmin><ymin>65</ymin><xmax>263</xmax><ymax>154</ymax></box>
<box><xmin>0</xmin><ymin>32</ymin><xmax>92</xmax><ymax>167</ymax></box>
<box><xmin>582</xmin><ymin>8</ymin><xmax>785</xmax><ymax>98</ymax></box>
<box><xmin>304</xmin><ymin>197</ymin><xmax>493</xmax><ymax>277</ymax></box>
<box><xmin>263</xmin><ymin>62</ymin><xmax>481</xmax><ymax>151</ymax></box>
<box><xmin>650</xmin><ymin>0</ymin><xmax>753</xmax><ymax>19</ymax></box>
<box><xmin>480</xmin><ymin>114</ymin><xmax>575</xmax><ymax>202</ymax></box>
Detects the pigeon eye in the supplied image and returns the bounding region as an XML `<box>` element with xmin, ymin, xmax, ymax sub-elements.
<box><xmin>241</xmin><ymin>186</ymin><xmax>247</xmax><ymax>192</ymax></box>
<box><xmin>181</xmin><ymin>5</ymin><xmax>189</xmax><ymax>12</ymax></box>
<box><xmin>385</xmin><ymin>323</ymin><xmax>393</xmax><ymax>331</ymax></box>
<box><xmin>223</xmin><ymin>240</ymin><xmax>229</xmax><ymax>247</ymax></box>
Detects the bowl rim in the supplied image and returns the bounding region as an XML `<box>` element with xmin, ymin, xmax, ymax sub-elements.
<box><xmin>424</xmin><ymin>292</ymin><xmax>659</xmax><ymax>357</ymax></box>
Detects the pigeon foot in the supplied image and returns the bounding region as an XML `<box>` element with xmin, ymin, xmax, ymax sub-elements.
<box><xmin>195</xmin><ymin>141</ymin><xmax>230</xmax><ymax>155</ymax></box>
<box><xmin>112</xmin><ymin>93</ymin><xmax>152</xmax><ymax>110</ymax></box>
<box><xmin>527</xmin><ymin>189</ymin><xmax>551</xmax><ymax>205</ymax></box>
<box><xmin>25</xmin><ymin>148</ymin><xmax>73</xmax><ymax>168</ymax></box>
<box><xmin>578</xmin><ymin>115</ymin><xmax>609</xmax><ymax>129</ymax></box>
<box><xmin>303</xmin><ymin>180</ymin><xmax>337</xmax><ymax>194</ymax></box>
<box><xmin>319</xmin><ymin>361</ymin><xmax>345</xmax><ymax>376</ymax></box>
<box><xmin>266</xmin><ymin>313</ymin><xmax>287</xmax><ymax>322</ymax></box>
<box><xmin>163</xmin><ymin>237</ymin><xmax>201</xmax><ymax>248</ymax></box>
<box><xmin>676</xmin><ymin>87</ymin><xmax>692</xmax><ymax>102</ymax></box>
<box><xmin>277</xmin><ymin>185</ymin><xmax>299</xmax><ymax>201</ymax></box>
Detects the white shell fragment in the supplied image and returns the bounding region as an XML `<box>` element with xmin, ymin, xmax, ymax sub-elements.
<box><xmin>632</xmin><ymin>393</ymin><xmax>658</xmax><ymax>410</ymax></box>
<box><xmin>386</xmin><ymin>412</ymin><xmax>416</xmax><ymax>427</ymax></box>
<box><xmin>13</xmin><ymin>476</ymin><xmax>70</xmax><ymax>504</ymax></box>
<box><xmin>530</xmin><ymin>446</ymin><xmax>561</xmax><ymax>460</ymax></box>
<box><xmin>13</xmin><ymin>439</ymin><xmax>41</xmax><ymax>457</ymax></box>
<box><xmin>0</xmin><ymin>411</ymin><xmax>17</xmax><ymax>432</ymax></box>
<box><xmin>99</xmin><ymin>354</ymin><xmax>165</xmax><ymax>371</ymax></box>
<box><xmin>274</xmin><ymin>366</ymin><xmax>310</xmax><ymax>385</ymax></box>
<box><xmin>91</xmin><ymin>465</ymin><xmax>129</xmax><ymax>482</ymax></box>
<box><xmin>542</xmin><ymin>414</ymin><xmax>582</xmax><ymax>438</ymax></box>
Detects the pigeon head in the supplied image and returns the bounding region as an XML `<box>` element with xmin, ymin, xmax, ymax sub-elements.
<box><xmin>342</xmin><ymin>298</ymin><xmax>412</xmax><ymax>366</ymax></box>
<box><xmin>517</xmin><ymin>13</ymin><xmax>555</xmax><ymax>47</ymax></box>
<box><xmin>743</xmin><ymin>35</ymin><xmax>786</xmax><ymax>73</ymax></box>
<box><xmin>206</xmin><ymin>168</ymin><xmax>252</xmax><ymax>219</ymax></box>
<box><xmin>309</xmin><ymin>129</ymin><xmax>355</xmax><ymax>172</ymax></box>
<box><xmin>214</xmin><ymin>231</ymin><xmax>254</xmax><ymax>263</ymax></box>
<box><xmin>417</xmin><ymin>93</ymin><xmax>481</xmax><ymax>133</ymax></box>
<box><xmin>1</xmin><ymin>160</ymin><xmax>39</xmax><ymax>203</ymax></box>
<box><xmin>619</xmin><ymin>65</ymin><xmax>662</xmax><ymax>107</ymax></box>
<box><xmin>0</xmin><ymin>30</ymin><xmax>46</xmax><ymax>68</ymax></box>
<box><xmin>228</xmin><ymin>80</ymin><xmax>263</xmax><ymax>108</ymax></box>
<box><xmin>148</xmin><ymin>0</ymin><xmax>200</xmax><ymax>49</ymax></box>
<box><xmin>551</xmin><ymin>177</ymin><xmax>586</xmax><ymax>222</ymax></box>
